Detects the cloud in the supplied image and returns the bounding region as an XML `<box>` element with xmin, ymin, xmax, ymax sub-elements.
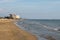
<box><xmin>0</xmin><ymin>0</ymin><xmax>16</xmax><ymax>3</ymax></box>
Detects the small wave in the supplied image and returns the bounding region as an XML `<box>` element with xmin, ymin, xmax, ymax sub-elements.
<box><xmin>53</xmin><ymin>28</ymin><xmax>58</xmax><ymax>31</ymax></box>
<box><xmin>19</xmin><ymin>20</ymin><xmax>60</xmax><ymax>32</ymax></box>
<box><xmin>38</xmin><ymin>24</ymin><xmax>60</xmax><ymax>32</ymax></box>
<box><xmin>42</xmin><ymin>25</ymin><xmax>60</xmax><ymax>32</ymax></box>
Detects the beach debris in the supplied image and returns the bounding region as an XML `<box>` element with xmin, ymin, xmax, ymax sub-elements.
<box><xmin>45</xmin><ymin>35</ymin><xmax>56</xmax><ymax>40</ymax></box>
<box><xmin>40</xmin><ymin>34</ymin><xmax>56</xmax><ymax>40</ymax></box>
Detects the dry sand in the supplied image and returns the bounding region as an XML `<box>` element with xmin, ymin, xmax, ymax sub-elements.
<box><xmin>0</xmin><ymin>19</ymin><xmax>37</xmax><ymax>40</ymax></box>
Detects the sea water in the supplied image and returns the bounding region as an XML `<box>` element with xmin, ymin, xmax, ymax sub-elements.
<box><xmin>17</xmin><ymin>19</ymin><xmax>60</xmax><ymax>40</ymax></box>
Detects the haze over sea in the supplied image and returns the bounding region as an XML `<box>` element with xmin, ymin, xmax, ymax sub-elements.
<box><xmin>17</xmin><ymin>19</ymin><xmax>60</xmax><ymax>40</ymax></box>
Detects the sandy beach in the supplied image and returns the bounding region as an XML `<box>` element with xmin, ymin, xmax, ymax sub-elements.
<box><xmin>0</xmin><ymin>19</ymin><xmax>37</xmax><ymax>40</ymax></box>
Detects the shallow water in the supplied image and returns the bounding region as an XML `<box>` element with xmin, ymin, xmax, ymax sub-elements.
<box><xmin>17</xmin><ymin>19</ymin><xmax>60</xmax><ymax>40</ymax></box>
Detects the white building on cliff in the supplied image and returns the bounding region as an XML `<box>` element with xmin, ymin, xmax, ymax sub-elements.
<box><xmin>9</xmin><ymin>14</ymin><xmax>20</xmax><ymax>19</ymax></box>
<box><xmin>15</xmin><ymin>15</ymin><xmax>20</xmax><ymax>19</ymax></box>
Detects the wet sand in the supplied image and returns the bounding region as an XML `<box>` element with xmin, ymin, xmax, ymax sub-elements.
<box><xmin>0</xmin><ymin>19</ymin><xmax>37</xmax><ymax>40</ymax></box>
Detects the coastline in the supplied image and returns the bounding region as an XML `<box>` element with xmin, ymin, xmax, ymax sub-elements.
<box><xmin>15</xmin><ymin>19</ymin><xmax>57</xmax><ymax>40</ymax></box>
<box><xmin>15</xmin><ymin>20</ymin><xmax>48</xmax><ymax>40</ymax></box>
<box><xmin>0</xmin><ymin>19</ymin><xmax>37</xmax><ymax>40</ymax></box>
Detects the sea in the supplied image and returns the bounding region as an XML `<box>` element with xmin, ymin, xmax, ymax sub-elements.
<box><xmin>16</xmin><ymin>19</ymin><xmax>60</xmax><ymax>40</ymax></box>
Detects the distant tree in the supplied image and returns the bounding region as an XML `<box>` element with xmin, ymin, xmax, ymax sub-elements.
<box><xmin>4</xmin><ymin>16</ymin><xmax>10</xmax><ymax>19</ymax></box>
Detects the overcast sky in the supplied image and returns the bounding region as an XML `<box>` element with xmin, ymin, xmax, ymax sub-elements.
<box><xmin>0</xmin><ymin>0</ymin><xmax>60</xmax><ymax>19</ymax></box>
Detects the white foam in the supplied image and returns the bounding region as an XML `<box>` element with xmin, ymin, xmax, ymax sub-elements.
<box><xmin>53</xmin><ymin>28</ymin><xmax>58</xmax><ymax>31</ymax></box>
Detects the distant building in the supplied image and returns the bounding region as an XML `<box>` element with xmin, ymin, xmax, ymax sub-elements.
<box><xmin>15</xmin><ymin>15</ymin><xmax>20</xmax><ymax>19</ymax></box>
<box><xmin>9</xmin><ymin>14</ymin><xmax>20</xmax><ymax>19</ymax></box>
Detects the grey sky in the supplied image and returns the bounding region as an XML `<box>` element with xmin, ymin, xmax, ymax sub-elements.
<box><xmin>0</xmin><ymin>0</ymin><xmax>60</xmax><ymax>19</ymax></box>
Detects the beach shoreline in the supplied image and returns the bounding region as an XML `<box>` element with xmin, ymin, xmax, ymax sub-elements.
<box><xmin>0</xmin><ymin>19</ymin><xmax>37</xmax><ymax>40</ymax></box>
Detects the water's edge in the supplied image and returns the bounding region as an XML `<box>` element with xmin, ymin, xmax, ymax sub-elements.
<box><xmin>14</xmin><ymin>20</ymin><xmax>47</xmax><ymax>40</ymax></box>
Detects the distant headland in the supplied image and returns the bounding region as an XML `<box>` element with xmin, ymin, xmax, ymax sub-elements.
<box><xmin>0</xmin><ymin>14</ymin><xmax>20</xmax><ymax>19</ymax></box>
